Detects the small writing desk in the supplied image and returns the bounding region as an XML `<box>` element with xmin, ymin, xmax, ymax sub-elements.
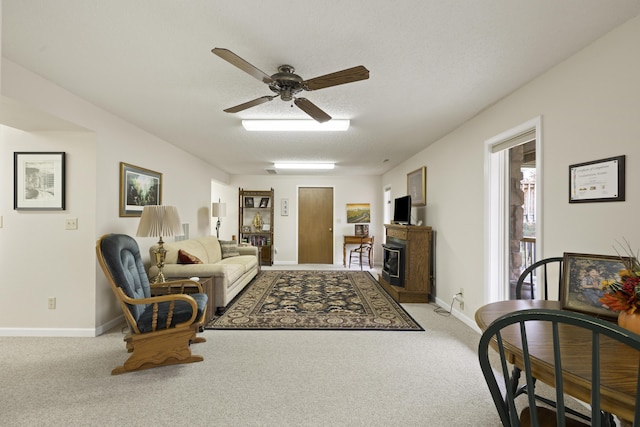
<box><xmin>475</xmin><ymin>300</ymin><xmax>638</xmax><ymax>423</ymax></box>
<box><xmin>343</xmin><ymin>235</ymin><xmax>374</xmax><ymax>268</ymax></box>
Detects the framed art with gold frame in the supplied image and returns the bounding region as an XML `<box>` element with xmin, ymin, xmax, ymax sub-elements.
<box><xmin>407</xmin><ymin>166</ymin><xmax>426</xmax><ymax>206</ymax></box>
<box><xmin>119</xmin><ymin>162</ymin><xmax>162</xmax><ymax>217</ymax></box>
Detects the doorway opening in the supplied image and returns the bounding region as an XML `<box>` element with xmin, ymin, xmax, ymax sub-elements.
<box><xmin>383</xmin><ymin>186</ymin><xmax>391</xmax><ymax>225</ymax></box>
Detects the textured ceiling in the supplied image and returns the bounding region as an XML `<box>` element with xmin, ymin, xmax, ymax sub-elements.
<box><xmin>3</xmin><ymin>0</ymin><xmax>640</xmax><ymax>176</ymax></box>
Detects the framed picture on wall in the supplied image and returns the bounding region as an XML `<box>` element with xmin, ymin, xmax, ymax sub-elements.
<box><xmin>407</xmin><ymin>166</ymin><xmax>426</xmax><ymax>206</ymax></box>
<box><xmin>119</xmin><ymin>162</ymin><xmax>162</xmax><ymax>217</ymax></box>
<box><xmin>14</xmin><ymin>152</ymin><xmax>66</xmax><ymax>210</ymax></box>
<box><xmin>346</xmin><ymin>203</ymin><xmax>371</xmax><ymax>223</ymax></box>
<box><xmin>569</xmin><ymin>155</ymin><xmax>625</xmax><ymax>203</ymax></box>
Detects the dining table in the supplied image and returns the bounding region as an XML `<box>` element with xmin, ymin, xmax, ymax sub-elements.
<box><xmin>475</xmin><ymin>299</ymin><xmax>639</xmax><ymax>424</ymax></box>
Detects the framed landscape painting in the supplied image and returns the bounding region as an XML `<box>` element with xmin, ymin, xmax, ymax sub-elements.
<box><xmin>14</xmin><ymin>152</ymin><xmax>66</xmax><ymax>210</ymax></box>
<box><xmin>119</xmin><ymin>162</ymin><xmax>162</xmax><ymax>217</ymax></box>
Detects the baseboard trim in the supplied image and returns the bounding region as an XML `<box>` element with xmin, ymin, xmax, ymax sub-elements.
<box><xmin>434</xmin><ymin>296</ymin><xmax>480</xmax><ymax>334</ymax></box>
<box><xmin>0</xmin><ymin>327</ymin><xmax>96</xmax><ymax>337</ymax></box>
<box><xmin>0</xmin><ymin>315</ymin><xmax>125</xmax><ymax>337</ymax></box>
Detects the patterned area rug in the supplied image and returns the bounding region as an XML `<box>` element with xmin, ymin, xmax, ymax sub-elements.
<box><xmin>206</xmin><ymin>270</ymin><xmax>423</xmax><ymax>331</ymax></box>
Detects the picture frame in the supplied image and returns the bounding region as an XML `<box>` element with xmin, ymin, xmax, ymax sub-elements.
<box><xmin>560</xmin><ymin>252</ymin><xmax>632</xmax><ymax>320</ymax></box>
<box><xmin>14</xmin><ymin>152</ymin><xmax>66</xmax><ymax>210</ymax></box>
<box><xmin>242</xmin><ymin>225</ymin><xmax>251</xmax><ymax>233</ymax></box>
<box><xmin>244</xmin><ymin>197</ymin><xmax>254</xmax><ymax>208</ymax></box>
<box><xmin>569</xmin><ymin>155</ymin><xmax>625</xmax><ymax>203</ymax></box>
<box><xmin>346</xmin><ymin>203</ymin><xmax>371</xmax><ymax>224</ymax></box>
<box><xmin>259</xmin><ymin>197</ymin><xmax>269</xmax><ymax>208</ymax></box>
<box><xmin>355</xmin><ymin>224</ymin><xmax>369</xmax><ymax>236</ymax></box>
<box><xmin>119</xmin><ymin>162</ymin><xmax>162</xmax><ymax>217</ymax></box>
<box><xmin>407</xmin><ymin>166</ymin><xmax>426</xmax><ymax>206</ymax></box>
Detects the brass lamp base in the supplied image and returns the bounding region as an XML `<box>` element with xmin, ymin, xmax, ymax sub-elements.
<box><xmin>152</xmin><ymin>236</ymin><xmax>168</xmax><ymax>284</ymax></box>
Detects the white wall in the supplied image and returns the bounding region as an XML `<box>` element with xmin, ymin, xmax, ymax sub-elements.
<box><xmin>383</xmin><ymin>15</ymin><xmax>640</xmax><ymax>328</ymax></box>
<box><xmin>1</xmin><ymin>59</ymin><xmax>229</xmax><ymax>336</ymax></box>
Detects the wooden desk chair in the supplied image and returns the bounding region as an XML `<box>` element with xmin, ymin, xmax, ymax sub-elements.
<box><xmin>478</xmin><ymin>308</ymin><xmax>640</xmax><ymax>427</ymax></box>
<box><xmin>349</xmin><ymin>238</ymin><xmax>373</xmax><ymax>270</ymax></box>
<box><xmin>96</xmin><ymin>233</ymin><xmax>208</xmax><ymax>374</ymax></box>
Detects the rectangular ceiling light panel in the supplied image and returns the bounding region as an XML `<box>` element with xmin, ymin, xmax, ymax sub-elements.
<box><xmin>242</xmin><ymin>119</ymin><xmax>349</xmax><ymax>131</ymax></box>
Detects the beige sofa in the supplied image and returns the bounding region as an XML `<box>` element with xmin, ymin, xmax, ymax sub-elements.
<box><xmin>148</xmin><ymin>236</ymin><xmax>259</xmax><ymax>310</ymax></box>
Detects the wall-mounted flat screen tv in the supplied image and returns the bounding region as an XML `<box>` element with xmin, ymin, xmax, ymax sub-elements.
<box><xmin>393</xmin><ymin>195</ymin><xmax>411</xmax><ymax>225</ymax></box>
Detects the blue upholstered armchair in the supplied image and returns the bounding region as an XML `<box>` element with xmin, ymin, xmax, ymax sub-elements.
<box><xmin>96</xmin><ymin>233</ymin><xmax>208</xmax><ymax>375</ymax></box>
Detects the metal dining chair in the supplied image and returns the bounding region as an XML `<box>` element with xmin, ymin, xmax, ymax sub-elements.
<box><xmin>478</xmin><ymin>308</ymin><xmax>640</xmax><ymax>427</ymax></box>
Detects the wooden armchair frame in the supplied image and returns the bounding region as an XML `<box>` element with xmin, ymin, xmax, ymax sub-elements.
<box><xmin>96</xmin><ymin>234</ymin><xmax>207</xmax><ymax>375</ymax></box>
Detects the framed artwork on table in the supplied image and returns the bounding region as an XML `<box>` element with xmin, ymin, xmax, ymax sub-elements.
<box><xmin>354</xmin><ymin>224</ymin><xmax>369</xmax><ymax>236</ymax></box>
<box><xmin>119</xmin><ymin>162</ymin><xmax>162</xmax><ymax>217</ymax></box>
<box><xmin>14</xmin><ymin>152</ymin><xmax>66</xmax><ymax>210</ymax></box>
<box><xmin>407</xmin><ymin>166</ymin><xmax>426</xmax><ymax>206</ymax></box>
<box><xmin>560</xmin><ymin>252</ymin><xmax>630</xmax><ymax>320</ymax></box>
<box><xmin>259</xmin><ymin>197</ymin><xmax>269</xmax><ymax>208</ymax></box>
<box><xmin>244</xmin><ymin>197</ymin><xmax>254</xmax><ymax>208</ymax></box>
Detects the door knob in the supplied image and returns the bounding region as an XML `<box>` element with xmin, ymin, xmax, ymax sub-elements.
<box><xmin>329</xmin><ymin>228</ymin><xmax>333</xmax><ymax>232</ymax></box>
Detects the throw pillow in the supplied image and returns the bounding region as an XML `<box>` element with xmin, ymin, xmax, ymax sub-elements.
<box><xmin>178</xmin><ymin>249</ymin><xmax>203</xmax><ymax>264</ymax></box>
<box><xmin>220</xmin><ymin>240</ymin><xmax>240</xmax><ymax>259</ymax></box>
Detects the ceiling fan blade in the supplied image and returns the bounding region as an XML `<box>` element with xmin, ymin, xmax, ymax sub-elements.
<box><xmin>224</xmin><ymin>96</ymin><xmax>275</xmax><ymax>113</ymax></box>
<box><xmin>294</xmin><ymin>98</ymin><xmax>332</xmax><ymax>123</ymax></box>
<box><xmin>212</xmin><ymin>48</ymin><xmax>273</xmax><ymax>84</ymax></box>
<box><xmin>303</xmin><ymin>65</ymin><xmax>369</xmax><ymax>91</ymax></box>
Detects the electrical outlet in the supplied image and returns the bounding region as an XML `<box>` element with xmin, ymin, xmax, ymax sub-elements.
<box><xmin>65</xmin><ymin>218</ymin><xmax>78</xmax><ymax>230</ymax></box>
<box><xmin>459</xmin><ymin>287</ymin><xmax>464</xmax><ymax>298</ymax></box>
<box><xmin>48</xmin><ymin>297</ymin><xmax>56</xmax><ymax>310</ymax></box>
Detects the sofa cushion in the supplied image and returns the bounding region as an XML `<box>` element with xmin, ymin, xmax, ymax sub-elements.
<box><xmin>160</xmin><ymin>239</ymin><xmax>209</xmax><ymax>265</ymax></box>
<box><xmin>178</xmin><ymin>249</ymin><xmax>203</xmax><ymax>264</ymax></box>
<box><xmin>220</xmin><ymin>240</ymin><xmax>240</xmax><ymax>258</ymax></box>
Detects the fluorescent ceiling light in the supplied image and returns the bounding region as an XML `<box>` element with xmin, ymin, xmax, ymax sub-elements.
<box><xmin>274</xmin><ymin>163</ymin><xmax>335</xmax><ymax>170</ymax></box>
<box><xmin>242</xmin><ymin>119</ymin><xmax>349</xmax><ymax>131</ymax></box>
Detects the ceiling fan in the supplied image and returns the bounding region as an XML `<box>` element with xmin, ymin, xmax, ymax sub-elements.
<box><xmin>212</xmin><ymin>48</ymin><xmax>369</xmax><ymax>123</ymax></box>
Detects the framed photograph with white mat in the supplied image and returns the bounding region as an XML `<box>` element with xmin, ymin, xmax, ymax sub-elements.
<box><xmin>14</xmin><ymin>152</ymin><xmax>66</xmax><ymax>210</ymax></box>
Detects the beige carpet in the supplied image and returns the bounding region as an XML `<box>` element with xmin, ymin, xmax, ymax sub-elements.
<box><xmin>207</xmin><ymin>270</ymin><xmax>423</xmax><ymax>331</ymax></box>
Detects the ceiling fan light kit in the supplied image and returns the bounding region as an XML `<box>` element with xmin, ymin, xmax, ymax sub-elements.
<box><xmin>242</xmin><ymin>119</ymin><xmax>349</xmax><ymax>132</ymax></box>
<box><xmin>212</xmin><ymin>48</ymin><xmax>369</xmax><ymax>123</ymax></box>
<box><xmin>274</xmin><ymin>163</ymin><xmax>335</xmax><ymax>170</ymax></box>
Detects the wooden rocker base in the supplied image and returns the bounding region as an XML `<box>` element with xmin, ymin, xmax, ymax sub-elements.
<box><xmin>125</xmin><ymin>328</ymin><xmax>206</xmax><ymax>352</ymax></box>
<box><xmin>113</xmin><ymin>327</ymin><xmax>204</xmax><ymax>375</ymax></box>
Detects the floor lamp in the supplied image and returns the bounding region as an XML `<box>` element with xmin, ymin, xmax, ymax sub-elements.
<box><xmin>212</xmin><ymin>199</ymin><xmax>226</xmax><ymax>238</ymax></box>
<box><xmin>136</xmin><ymin>205</ymin><xmax>183</xmax><ymax>283</ymax></box>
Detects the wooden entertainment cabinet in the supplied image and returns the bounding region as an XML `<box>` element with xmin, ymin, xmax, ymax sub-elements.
<box><xmin>378</xmin><ymin>224</ymin><xmax>433</xmax><ymax>303</ymax></box>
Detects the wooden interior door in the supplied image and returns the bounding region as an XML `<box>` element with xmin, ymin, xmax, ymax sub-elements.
<box><xmin>298</xmin><ymin>187</ymin><xmax>334</xmax><ymax>264</ymax></box>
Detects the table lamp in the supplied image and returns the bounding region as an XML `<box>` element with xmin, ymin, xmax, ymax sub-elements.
<box><xmin>212</xmin><ymin>199</ymin><xmax>226</xmax><ymax>238</ymax></box>
<box><xmin>136</xmin><ymin>205</ymin><xmax>183</xmax><ymax>283</ymax></box>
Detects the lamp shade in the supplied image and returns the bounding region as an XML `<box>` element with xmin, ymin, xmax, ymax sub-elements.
<box><xmin>136</xmin><ymin>205</ymin><xmax>184</xmax><ymax>238</ymax></box>
<box><xmin>212</xmin><ymin>202</ymin><xmax>227</xmax><ymax>218</ymax></box>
